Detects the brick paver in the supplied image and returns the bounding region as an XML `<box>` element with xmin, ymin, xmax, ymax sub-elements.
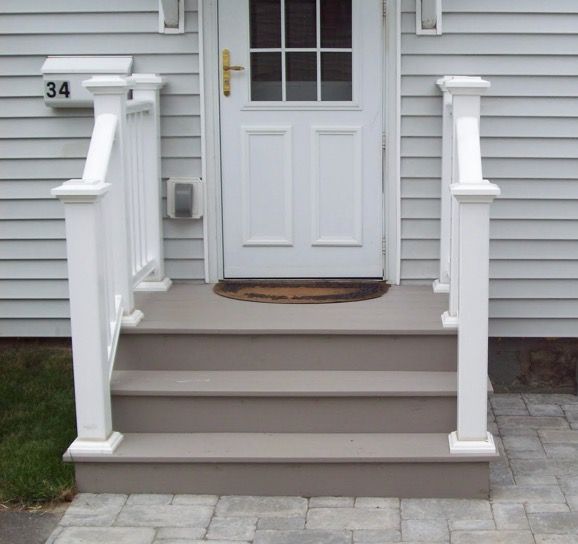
<box><xmin>47</xmin><ymin>394</ymin><xmax>578</xmax><ymax>543</ymax></box>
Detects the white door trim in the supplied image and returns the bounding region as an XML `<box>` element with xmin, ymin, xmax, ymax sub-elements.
<box><xmin>384</xmin><ymin>0</ymin><xmax>401</xmax><ymax>284</ymax></box>
<box><xmin>199</xmin><ymin>0</ymin><xmax>401</xmax><ymax>283</ymax></box>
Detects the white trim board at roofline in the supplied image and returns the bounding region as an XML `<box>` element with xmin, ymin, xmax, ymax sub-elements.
<box><xmin>199</xmin><ymin>0</ymin><xmax>402</xmax><ymax>284</ymax></box>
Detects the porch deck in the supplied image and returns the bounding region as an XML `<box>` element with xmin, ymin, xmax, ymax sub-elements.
<box><xmin>130</xmin><ymin>283</ymin><xmax>453</xmax><ymax>335</ymax></box>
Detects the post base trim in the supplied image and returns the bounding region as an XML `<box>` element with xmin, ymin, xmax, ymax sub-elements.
<box><xmin>134</xmin><ymin>277</ymin><xmax>173</xmax><ymax>292</ymax></box>
<box><xmin>449</xmin><ymin>431</ymin><xmax>497</xmax><ymax>455</ymax></box>
<box><xmin>441</xmin><ymin>310</ymin><xmax>458</xmax><ymax>329</ymax></box>
<box><xmin>433</xmin><ymin>279</ymin><xmax>450</xmax><ymax>294</ymax></box>
<box><xmin>121</xmin><ymin>309</ymin><xmax>144</xmax><ymax>328</ymax></box>
<box><xmin>67</xmin><ymin>432</ymin><xmax>124</xmax><ymax>457</ymax></box>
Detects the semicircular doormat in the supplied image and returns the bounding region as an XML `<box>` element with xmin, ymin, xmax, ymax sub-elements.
<box><xmin>213</xmin><ymin>280</ymin><xmax>389</xmax><ymax>304</ymax></box>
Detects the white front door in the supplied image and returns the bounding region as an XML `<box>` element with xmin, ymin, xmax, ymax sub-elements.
<box><xmin>219</xmin><ymin>0</ymin><xmax>383</xmax><ymax>278</ymax></box>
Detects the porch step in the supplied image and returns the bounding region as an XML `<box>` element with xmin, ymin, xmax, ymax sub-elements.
<box><xmin>71</xmin><ymin>432</ymin><xmax>497</xmax><ymax>498</ymax></box>
<box><xmin>116</xmin><ymin>334</ymin><xmax>457</xmax><ymax>371</ymax></box>
<box><xmin>111</xmin><ymin>370</ymin><xmax>467</xmax><ymax>433</ymax></box>
<box><xmin>117</xmin><ymin>284</ymin><xmax>457</xmax><ymax>372</ymax></box>
<box><xmin>111</xmin><ymin>370</ymin><xmax>460</xmax><ymax>396</ymax></box>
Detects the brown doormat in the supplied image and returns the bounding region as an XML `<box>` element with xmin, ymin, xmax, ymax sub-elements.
<box><xmin>213</xmin><ymin>280</ymin><xmax>389</xmax><ymax>304</ymax></box>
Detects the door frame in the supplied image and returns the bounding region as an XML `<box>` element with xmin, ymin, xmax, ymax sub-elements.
<box><xmin>199</xmin><ymin>0</ymin><xmax>401</xmax><ymax>283</ymax></box>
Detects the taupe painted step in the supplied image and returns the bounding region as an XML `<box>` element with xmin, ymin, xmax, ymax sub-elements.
<box><xmin>116</xmin><ymin>334</ymin><xmax>457</xmax><ymax>371</ymax></box>
<box><xmin>130</xmin><ymin>284</ymin><xmax>454</xmax><ymax>335</ymax></box>
<box><xmin>71</xmin><ymin>432</ymin><xmax>498</xmax><ymax>498</ymax></box>
<box><xmin>111</xmin><ymin>370</ymin><xmax>465</xmax><ymax>433</ymax></box>
<box><xmin>118</xmin><ymin>284</ymin><xmax>456</xmax><ymax>371</ymax></box>
<box><xmin>111</xmin><ymin>370</ymin><xmax>461</xmax><ymax>396</ymax></box>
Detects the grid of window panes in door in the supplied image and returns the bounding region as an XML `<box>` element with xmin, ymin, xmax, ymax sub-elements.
<box><xmin>250</xmin><ymin>0</ymin><xmax>352</xmax><ymax>102</ymax></box>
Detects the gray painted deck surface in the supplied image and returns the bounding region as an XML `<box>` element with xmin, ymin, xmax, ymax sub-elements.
<box><xmin>130</xmin><ymin>284</ymin><xmax>452</xmax><ymax>335</ymax></box>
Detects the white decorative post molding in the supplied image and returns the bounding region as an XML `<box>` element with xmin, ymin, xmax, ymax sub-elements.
<box><xmin>52</xmin><ymin>180</ymin><xmax>123</xmax><ymax>455</ymax></box>
<box><xmin>433</xmin><ymin>76</ymin><xmax>454</xmax><ymax>295</ymax></box>
<box><xmin>444</xmin><ymin>77</ymin><xmax>500</xmax><ymax>455</ymax></box>
<box><xmin>84</xmin><ymin>76</ymin><xmax>143</xmax><ymax>326</ymax></box>
<box><xmin>129</xmin><ymin>74</ymin><xmax>172</xmax><ymax>292</ymax></box>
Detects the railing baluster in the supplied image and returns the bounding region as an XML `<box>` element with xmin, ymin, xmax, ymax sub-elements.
<box><xmin>125</xmin><ymin>114</ymin><xmax>134</xmax><ymax>276</ymax></box>
<box><xmin>434</xmin><ymin>77</ymin><xmax>453</xmax><ymax>295</ymax></box>
<box><xmin>138</xmin><ymin>112</ymin><xmax>148</xmax><ymax>269</ymax></box>
<box><xmin>130</xmin><ymin>113</ymin><xmax>142</xmax><ymax>275</ymax></box>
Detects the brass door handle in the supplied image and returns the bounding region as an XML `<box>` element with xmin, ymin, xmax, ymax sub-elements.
<box><xmin>223</xmin><ymin>49</ymin><xmax>244</xmax><ymax>96</ymax></box>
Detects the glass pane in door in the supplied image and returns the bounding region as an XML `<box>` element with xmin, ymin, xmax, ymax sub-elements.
<box><xmin>285</xmin><ymin>0</ymin><xmax>317</xmax><ymax>48</ymax></box>
<box><xmin>321</xmin><ymin>0</ymin><xmax>352</xmax><ymax>47</ymax></box>
<box><xmin>250</xmin><ymin>0</ymin><xmax>282</xmax><ymax>48</ymax></box>
<box><xmin>286</xmin><ymin>52</ymin><xmax>317</xmax><ymax>100</ymax></box>
<box><xmin>321</xmin><ymin>52</ymin><xmax>352</xmax><ymax>101</ymax></box>
<box><xmin>251</xmin><ymin>53</ymin><xmax>283</xmax><ymax>101</ymax></box>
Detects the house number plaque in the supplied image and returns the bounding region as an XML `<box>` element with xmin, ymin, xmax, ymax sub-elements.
<box><xmin>44</xmin><ymin>80</ymin><xmax>71</xmax><ymax>100</ymax></box>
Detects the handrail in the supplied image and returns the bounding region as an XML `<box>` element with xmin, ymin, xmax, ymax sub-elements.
<box><xmin>435</xmin><ymin>76</ymin><xmax>501</xmax><ymax>456</ymax></box>
<box><xmin>82</xmin><ymin>114</ymin><xmax>118</xmax><ymax>183</ymax></box>
<box><xmin>455</xmin><ymin>117</ymin><xmax>484</xmax><ymax>184</ymax></box>
<box><xmin>51</xmin><ymin>73</ymin><xmax>168</xmax><ymax>457</ymax></box>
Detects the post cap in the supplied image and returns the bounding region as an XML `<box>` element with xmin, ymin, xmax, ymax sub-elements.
<box><xmin>128</xmin><ymin>74</ymin><xmax>165</xmax><ymax>90</ymax></box>
<box><xmin>52</xmin><ymin>179</ymin><xmax>111</xmax><ymax>203</ymax></box>
<box><xmin>439</xmin><ymin>76</ymin><xmax>491</xmax><ymax>96</ymax></box>
<box><xmin>83</xmin><ymin>76</ymin><xmax>129</xmax><ymax>95</ymax></box>
<box><xmin>451</xmin><ymin>182</ymin><xmax>501</xmax><ymax>203</ymax></box>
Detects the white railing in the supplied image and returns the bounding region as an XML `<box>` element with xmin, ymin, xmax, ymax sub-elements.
<box><xmin>52</xmin><ymin>74</ymin><xmax>170</xmax><ymax>456</ymax></box>
<box><xmin>435</xmin><ymin>76</ymin><xmax>501</xmax><ymax>455</ymax></box>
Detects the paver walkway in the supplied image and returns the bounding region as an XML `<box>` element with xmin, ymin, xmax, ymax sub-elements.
<box><xmin>46</xmin><ymin>393</ymin><xmax>578</xmax><ymax>543</ymax></box>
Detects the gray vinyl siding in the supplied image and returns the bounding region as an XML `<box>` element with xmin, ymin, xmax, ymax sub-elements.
<box><xmin>400</xmin><ymin>0</ymin><xmax>578</xmax><ymax>337</ymax></box>
<box><xmin>2</xmin><ymin>1</ymin><xmax>578</xmax><ymax>339</ymax></box>
<box><xmin>0</xmin><ymin>0</ymin><xmax>203</xmax><ymax>336</ymax></box>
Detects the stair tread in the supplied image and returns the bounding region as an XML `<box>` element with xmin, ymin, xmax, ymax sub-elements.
<box><xmin>67</xmin><ymin>432</ymin><xmax>498</xmax><ymax>463</ymax></box>
<box><xmin>111</xmin><ymin>370</ymin><xmax>469</xmax><ymax>397</ymax></box>
<box><xmin>129</xmin><ymin>284</ymin><xmax>454</xmax><ymax>335</ymax></box>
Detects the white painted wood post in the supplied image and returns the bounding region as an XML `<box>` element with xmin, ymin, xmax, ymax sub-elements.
<box><xmin>434</xmin><ymin>76</ymin><xmax>453</xmax><ymax>295</ymax></box>
<box><xmin>129</xmin><ymin>74</ymin><xmax>172</xmax><ymax>292</ymax></box>
<box><xmin>52</xmin><ymin>181</ymin><xmax>123</xmax><ymax>455</ymax></box>
<box><xmin>444</xmin><ymin>77</ymin><xmax>500</xmax><ymax>455</ymax></box>
<box><xmin>84</xmin><ymin>76</ymin><xmax>143</xmax><ymax>326</ymax></box>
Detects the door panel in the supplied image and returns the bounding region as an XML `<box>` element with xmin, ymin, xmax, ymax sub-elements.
<box><xmin>311</xmin><ymin>126</ymin><xmax>362</xmax><ymax>246</ymax></box>
<box><xmin>241</xmin><ymin>126</ymin><xmax>293</xmax><ymax>246</ymax></box>
<box><xmin>219</xmin><ymin>0</ymin><xmax>383</xmax><ymax>278</ymax></box>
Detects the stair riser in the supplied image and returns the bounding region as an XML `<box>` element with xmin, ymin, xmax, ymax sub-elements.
<box><xmin>117</xmin><ymin>334</ymin><xmax>457</xmax><ymax>371</ymax></box>
<box><xmin>112</xmin><ymin>396</ymin><xmax>457</xmax><ymax>433</ymax></box>
<box><xmin>75</xmin><ymin>462</ymin><xmax>489</xmax><ymax>498</ymax></box>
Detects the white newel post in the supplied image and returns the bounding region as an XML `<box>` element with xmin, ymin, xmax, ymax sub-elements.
<box><xmin>129</xmin><ymin>74</ymin><xmax>172</xmax><ymax>292</ymax></box>
<box><xmin>445</xmin><ymin>77</ymin><xmax>501</xmax><ymax>455</ymax></box>
<box><xmin>52</xmin><ymin>182</ymin><xmax>123</xmax><ymax>455</ymax></box>
<box><xmin>433</xmin><ymin>76</ymin><xmax>453</xmax><ymax>295</ymax></box>
<box><xmin>83</xmin><ymin>76</ymin><xmax>143</xmax><ymax>327</ymax></box>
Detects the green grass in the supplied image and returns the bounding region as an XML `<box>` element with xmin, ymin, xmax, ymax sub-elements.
<box><xmin>0</xmin><ymin>345</ymin><xmax>76</xmax><ymax>506</ymax></box>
